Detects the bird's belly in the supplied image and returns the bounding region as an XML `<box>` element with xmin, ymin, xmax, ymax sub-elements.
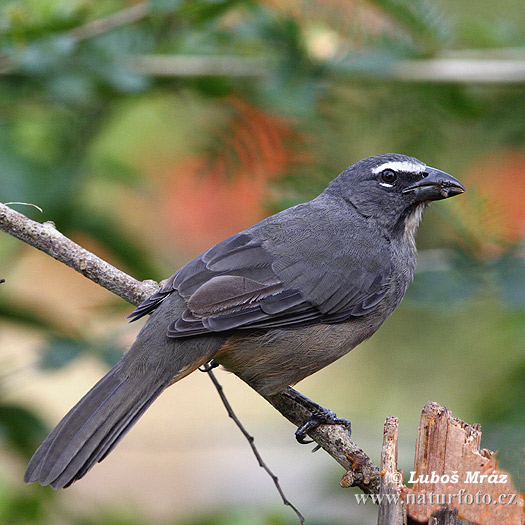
<box><xmin>214</xmin><ymin>316</ymin><xmax>382</xmax><ymax>396</ymax></box>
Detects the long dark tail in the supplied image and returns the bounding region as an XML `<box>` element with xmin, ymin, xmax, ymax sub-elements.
<box><xmin>24</xmin><ymin>365</ymin><xmax>170</xmax><ymax>489</ymax></box>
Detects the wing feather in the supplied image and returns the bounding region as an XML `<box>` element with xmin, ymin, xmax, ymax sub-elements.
<box><xmin>129</xmin><ymin>220</ymin><xmax>391</xmax><ymax>337</ymax></box>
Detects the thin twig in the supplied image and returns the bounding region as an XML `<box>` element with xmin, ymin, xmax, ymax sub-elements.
<box><xmin>67</xmin><ymin>3</ymin><xmax>149</xmax><ymax>43</ymax></box>
<box><xmin>4</xmin><ymin>202</ymin><xmax>44</xmax><ymax>213</ymax></box>
<box><xmin>205</xmin><ymin>367</ymin><xmax>305</xmax><ymax>524</ymax></box>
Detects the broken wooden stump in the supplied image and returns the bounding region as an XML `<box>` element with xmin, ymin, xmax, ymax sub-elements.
<box><xmin>378</xmin><ymin>416</ymin><xmax>407</xmax><ymax>525</ymax></box>
<box><xmin>377</xmin><ymin>402</ymin><xmax>524</xmax><ymax>525</ymax></box>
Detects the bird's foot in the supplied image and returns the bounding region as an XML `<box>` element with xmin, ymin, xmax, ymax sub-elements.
<box><xmin>283</xmin><ymin>387</ymin><xmax>352</xmax><ymax>444</ymax></box>
<box><xmin>295</xmin><ymin>408</ymin><xmax>352</xmax><ymax>444</ymax></box>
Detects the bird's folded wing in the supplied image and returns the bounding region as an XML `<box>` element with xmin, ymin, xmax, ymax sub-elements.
<box><xmin>128</xmin><ymin>231</ymin><xmax>390</xmax><ymax>337</ymax></box>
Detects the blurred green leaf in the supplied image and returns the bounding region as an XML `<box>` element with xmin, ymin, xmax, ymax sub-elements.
<box><xmin>90</xmin><ymin>157</ymin><xmax>145</xmax><ymax>186</ymax></box>
<box><xmin>476</xmin><ymin>354</ymin><xmax>525</xmax><ymax>491</ymax></box>
<box><xmin>492</xmin><ymin>252</ymin><xmax>525</xmax><ymax>306</ymax></box>
<box><xmin>407</xmin><ymin>266</ymin><xmax>483</xmax><ymax>305</ymax></box>
<box><xmin>0</xmin><ymin>298</ymin><xmax>65</xmax><ymax>333</ymax></box>
<box><xmin>178</xmin><ymin>0</ymin><xmax>248</xmax><ymax>24</ymax></box>
<box><xmin>148</xmin><ymin>0</ymin><xmax>185</xmax><ymax>14</ymax></box>
<box><xmin>38</xmin><ymin>335</ymin><xmax>125</xmax><ymax>371</ymax></box>
<box><xmin>0</xmin><ymin>0</ymin><xmax>86</xmax><ymax>40</ymax></box>
<box><xmin>369</xmin><ymin>0</ymin><xmax>451</xmax><ymax>54</ymax></box>
<box><xmin>38</xmin><ymin>337</ymin><xmax>87</xmax><ymax>370</ymax></box>
<box><xmin>0</xmin><ymin>480</ymin><xmax>55</xmax><ymax>524</ymax></box>
<box><xmin>0</xmin><ymin>404</ymin><xmax>48</xmax><ymax>459</ymax></box>
<box><xmin>15</xmin><ymin>35</ymin><xmax>76</xmax><ymax>74</ymax></box>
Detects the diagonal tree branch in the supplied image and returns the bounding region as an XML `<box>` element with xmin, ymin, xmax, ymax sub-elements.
<box><xmin>0</xmin><ymin>203</ymin><xmax>159</xmax><ymax>305</ymax></box>
<box><xmin>0</xmin><ymin>201</ymin><xmax>381</xmax><ymax>494</ymax></box>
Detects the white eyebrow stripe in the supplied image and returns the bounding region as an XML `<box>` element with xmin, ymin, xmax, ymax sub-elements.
<box><xmin>372</xmin><ymin>160</ymin><xmax>426</xmax><ymax>174</ymax></box>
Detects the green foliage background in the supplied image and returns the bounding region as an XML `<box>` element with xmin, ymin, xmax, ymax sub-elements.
<box><xmin>0</xmin><ymin>1</ymin><xmax>524</xmax><ymax>523</ymax></box>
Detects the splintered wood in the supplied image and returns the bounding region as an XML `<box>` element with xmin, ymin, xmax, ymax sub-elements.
<box><xmin>405</xmin><ymin>402</ymin><xmax>524</xmax><ymax>524</ymax></box>
<box><xmin>378</xmin><ymin>416</ymin><xmax>407</xmax><ymax>525</ymax></box>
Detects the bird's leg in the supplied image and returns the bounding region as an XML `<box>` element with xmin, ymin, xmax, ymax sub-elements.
<box><xmin>282</xmin><ymin>387</ymin><xmax>352</xmax><ymax>444</ymax></box>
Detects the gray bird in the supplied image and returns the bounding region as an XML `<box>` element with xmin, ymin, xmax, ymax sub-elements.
<box><xmin>25</xmin><ymin>153</ymin><xmax>465</xmax><ymax>489</ymax></box>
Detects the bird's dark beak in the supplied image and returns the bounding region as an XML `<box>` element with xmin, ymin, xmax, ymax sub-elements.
<box><xmin>403</xmin><ymin>167</ymin><xmax>465</xmax><ymax>202</ymax></box>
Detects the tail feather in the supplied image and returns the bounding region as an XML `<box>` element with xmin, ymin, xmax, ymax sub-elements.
<box><xmin>60</xmin><ymin>382</ymin><xmax>166</xmax><ymax>488</ymax></box>
<box><xmin>96</xmin><ymin>383</ymin><xmax>166</xmax><ymax>464</ymax></box>
<box><xmin>25</xmin><ymin>369</ymin><xmax>124</xmax><ymax>485</ymax></box>
<box><xmin>42</xmin><ymin>380</ymin><xmax>129</xmax><ymax>487</ymax></box>
<box><xmin>24</xmin><ymin>367</ymin><xmax>169</xmax><ymax>489</ymax></box>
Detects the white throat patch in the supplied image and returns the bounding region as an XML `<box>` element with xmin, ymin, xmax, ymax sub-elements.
<box><xmin>372</xmin><ymin>160</ymin><xmax>426</xmax><ymax>174</ymax></box>
<box><xmin>404</xmin><ymin>205</ymin><xmax>425</xmax><ymax>240</ymax></box>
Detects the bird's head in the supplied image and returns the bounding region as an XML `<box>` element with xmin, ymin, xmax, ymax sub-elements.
<box><xmin>327</xmin><ymin>153</ymin><xmax>465</xmax><ymax>235</ymax></box>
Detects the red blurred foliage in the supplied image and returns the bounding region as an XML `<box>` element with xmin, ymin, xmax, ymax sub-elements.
<box><xmin>162</xmin><ymin>98</ymin><xmax>311</xmax><ymax>254</ymax></box>
<box><xmin>474</xmin><ymin>150</ymin><xmax>525</xmax><ymax>241</ymax></box>
<box><xmin>455</xmin><ymin>149</ymin><xmax>525</xmax><ymax>257</ymax></box>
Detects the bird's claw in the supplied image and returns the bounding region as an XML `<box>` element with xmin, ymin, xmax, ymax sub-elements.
<box><xmin>295</xmin><ymin>408</ymin><xmax>352</xmax><ymax>444</ymax></box>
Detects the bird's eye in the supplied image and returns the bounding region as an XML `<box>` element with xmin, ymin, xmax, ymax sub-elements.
<box><xmin>381</xmin><ymin>169</ymin><xmax>397</xmax><ymax>184</ymax></box>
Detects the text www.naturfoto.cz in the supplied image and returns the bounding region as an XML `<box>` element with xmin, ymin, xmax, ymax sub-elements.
<box><xmin>355</xmin><ymin>491</ymin><xmax>518</xmax><ymax>506</ymax></box>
